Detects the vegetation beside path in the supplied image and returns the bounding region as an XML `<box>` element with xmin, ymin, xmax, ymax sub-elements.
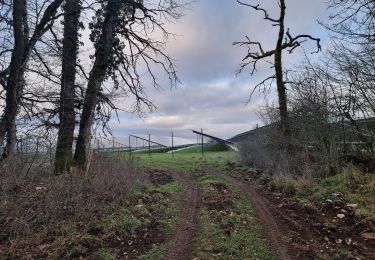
<box><xmin>2</xmin><ymin>147</ymin><xmax>373</xmax><ymax>259</ymax></box>
<box><xmin>0</xmin><ymin>155</ymin><xmax>183</xmax><ymax>259</ymax></box>
<box><xmin>138</xmin><ymin>150</ymin><xmax>276</xmax><ymax>259</ymax></box>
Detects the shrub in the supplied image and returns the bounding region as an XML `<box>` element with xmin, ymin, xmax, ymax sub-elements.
<box><xmin>0</xmin><ymin>154</ymin><xmax>145</xmax><ymax>242</ymax></box>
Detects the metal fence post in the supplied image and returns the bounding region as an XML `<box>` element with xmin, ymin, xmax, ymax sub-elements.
<box><xmin>171</xmin><ymin>131</ymin><xmax>174</xmax><ymax>157</ymax></box>
<box><xmin>201</xmin><ymin>128</ymin><xmax>204</xmax><ymax>156</ymax></box>
<box><xmin>49</xmin><ymin>141</ymin><xmax>52</xmax><ymax>165</ymax></box>
<box><xmin>148</xmin><ymin>134</ymin><xmax>151</xmax><ymax>156</ymax></box>
<box><xmin>112</xmin><ymin>136</ymin><xmax>115</xmax><ymax>154</ymax></box>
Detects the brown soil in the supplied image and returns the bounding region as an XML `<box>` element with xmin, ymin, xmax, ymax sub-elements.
<box><xmin>148</xmin><ymin>169</ymin><xmax>174</xmax><ymax>185</ymax></box>
<box><xmin>210</xmin><ymin>165</ymin><xmax>375</xmax><ymax>260</ymax></box>
<box><xmin>108</xmin><ymin>220</ymin><xmax>165</xmax><ymax>259</ymax></box>
<box><xmin>203</xmin><ymin>183</ymin><xmax>232</xmax><ymax>211</ymax></box>
<box><xmin>164</xmin><ymin>170</ymin><xmax>201</xmax><ymax>260</ymax></box>
<box><xmin>260</xmin><ymin>188</ymin><xmax>375</xmax><ymax>260</ymax></box>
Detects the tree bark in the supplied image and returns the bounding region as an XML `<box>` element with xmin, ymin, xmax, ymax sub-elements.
<box><xmin>274</xmin><ymin>0</ymin><xmax>290</xmax><ymax>138</ymax></box>
<box><xmin>0</xmin><ymin>0</ymin><xmax>26</xmax><ymax>159</ymax></box>
<box><xmin>54</xmin><ymin>0</ymin><xmax>81</xmax><ymax>174</ymax></box>
<box><xmin>74</xmin><ymin>0</ymin><xmax>118</xmax><ymax>168</ymax></box>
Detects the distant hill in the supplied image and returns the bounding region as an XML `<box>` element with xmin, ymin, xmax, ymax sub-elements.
<box><xmin>228</xmin><ymin>124</ymin><xmax>274</xmax><ymax>143</ymax></box>
<box><xmin>229</xmin><ymin>118</ymin><xmax>375</xmax><ymax>144</ymax></box>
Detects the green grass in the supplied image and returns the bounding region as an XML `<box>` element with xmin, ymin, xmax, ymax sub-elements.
<box><xmin>192</xmin><ymin>174</ymin><xmax>276</xmax><ymax>259</ymax></box>
<box><xmin>140</xmin><ymin>180</ymin><xmax>184</xmax><ymax>259</ymax></box>
<box><xmin>136</xmin><ymin>150</ymin><xmax>276</xmax><ymax>259</ymax></box>
<box><xmin>136</xmin><ymin>151</ymin><xmax>236</xmax><ymax>173</ymax></box>
<box><xmin>38</xmin><ymin>180</ymin><xmax>184</xmax><ymax>259</ymax></box>
<box><xmin>307</xmin><ymin>171</ymin><xmax>375</xmax><ymax>217</ymax></box>
<box><xmin>231</xmin><ymin>163</ymin><xmax>375</xmax><ymax>218</ymax></box>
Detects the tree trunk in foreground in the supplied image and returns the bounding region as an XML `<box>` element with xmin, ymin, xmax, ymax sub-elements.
<box><xmin>275</xmin><ymin>0</ymin><xmax>290</xmax><ymax>139</ymax></box>
<box><xmin>74</xmin><ymin>0</ymin><xmax>118</xmax><ymax>168</ymax></box>
<box><xmin>0</xmin><ymin>0</ymin><xmax>26</xmax><ymax>159</ymax></box>
<box><xmin>54</xmin><ymin>0</ymin><xmax>81</xmax><ymax>174</ymax></box>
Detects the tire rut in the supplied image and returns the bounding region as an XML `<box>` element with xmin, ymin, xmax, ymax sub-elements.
<box><xmin>164</xmin><ymin>170</ymin><xmax>200</xmax><ymax>260</ymax></box>
<box><xmin>218</xmin><ymin>173</ymin><xmax>291</xmax><ymax>260</ymax></box>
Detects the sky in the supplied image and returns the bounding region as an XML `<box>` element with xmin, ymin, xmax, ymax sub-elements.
<box><xmin>109</xmin><ymin>0</ymin><xmax>331</xmax><ymax>146</ymax></box>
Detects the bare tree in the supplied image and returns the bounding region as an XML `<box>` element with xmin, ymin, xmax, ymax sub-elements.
<box><xmin>0</xmin><ymin>0</ymin><xmax>27</xmax><ymax>158</ymax></box>
<box><xmin>324</xmin><ymin>0</ymin><xmax>374</xmax><ymax>47</ymax></box>
<box><xmin>323</xmin><ymin>0</ymin><xmax>375</xmax><ymax>156</ymax></box>
<box><xmin>54</xmin><ymin>0</ymin><xmax>82</xmax><ymax>173</ymax></box>
<box><xmin>73</xmin><ymin>0</ymin><xmax>184</xmax><ymax>168</ymax></box>
<box><xmin>0</xmin><ymin>0</ymin><xmax>63</xmax><ymax>159</ymax></box>
<box><xmin>234</xmin><ymin>0</ymin><xmax>321</xmax><ymax>139</ymax></box>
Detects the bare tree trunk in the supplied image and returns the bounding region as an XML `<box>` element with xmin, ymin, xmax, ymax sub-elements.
<box><xmin>54</xmin><ymin>0</ymin><xmax>81</xmax><ymax>174</ymax></box>
<box><xmin>274</xmin><ymin>0</ymin><xmax>289</xmax><ymax>138</ymax></box>
<box><xmin>74</xmin><ymin>0</ymin><xmax>117</xmax><ymax>168</ymax></box>
<box><xmin>0</xmin><ymin>0</ymin><xmax>63</xmax><ymax>159</ymax></box>
<box><xmin>0</xmin><ymin>0</ymin><xmax>26</xmax><ymax>159</ymax></box>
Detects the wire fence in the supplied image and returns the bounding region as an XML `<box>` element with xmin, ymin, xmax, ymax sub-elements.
<box><xmin>15</xmin><ymin>134</ymin><xmax>56</xmax><ymax>166</ymax></box>
<box><xmin>6</xmin><ymin>129</ymin><xmax>227</xmax><ymax>171</ymax></box>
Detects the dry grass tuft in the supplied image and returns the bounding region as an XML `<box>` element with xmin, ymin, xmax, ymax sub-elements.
<box><xmin>343</xmin><ymin>164</ymin><xmax>367</xmax><ymax>188</ymax></box>
<box><xmin>0</xmin><ymin>154</ymin><xmax>145</xmax><ymax>243</ymax></box>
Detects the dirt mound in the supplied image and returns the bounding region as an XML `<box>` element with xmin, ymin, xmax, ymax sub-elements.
<box><xmin>148</xmin><ymin>170</ymin><xmax>174</xmax><ymax>185</ymax></box>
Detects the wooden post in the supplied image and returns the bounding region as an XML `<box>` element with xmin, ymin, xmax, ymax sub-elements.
<box><xmin>171</xmin><ymin>131</ymin><xmax>174</xmax><ymax>157</ymax></box>
<box><xmin>129</xmin><ymin>135</ymin><xmax>131</xmax><ymax>158</ymax></box>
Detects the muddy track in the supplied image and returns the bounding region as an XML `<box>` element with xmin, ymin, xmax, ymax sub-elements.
<box><xmin>218</xmin><ymin>173</ymin><xmax>291</xmax><ymax>260</ymax></box>
<box><xmin>164</xmin><ymin>170</ymin><xmax>200</xmax><ymax>260</ymax></box>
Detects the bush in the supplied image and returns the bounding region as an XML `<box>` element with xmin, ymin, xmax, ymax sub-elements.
<box><xmin>0</xmin><ymin>154</ymin><xmax>145</xmax><ymax>242</ymax></box>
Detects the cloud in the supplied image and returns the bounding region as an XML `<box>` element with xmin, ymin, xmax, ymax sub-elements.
<box><xmin>110</xmin><ymin>0</ymin><xmax>330</xmax><ymax>144</ymax></box>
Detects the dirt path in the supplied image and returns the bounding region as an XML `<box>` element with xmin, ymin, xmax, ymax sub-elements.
<box><xmin>218</xmin><ymin>173</ymin><xmax>291</xmax><ymax>260</ymax></box>
<box><xmin>164</xmin><ymin>170</ymin><xmax>200</xmax><ymax>260</ymax></box>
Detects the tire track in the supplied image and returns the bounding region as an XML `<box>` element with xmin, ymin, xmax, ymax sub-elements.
<box><xmin>218</xmin><ymin>173</ymin><xmax>291</xmax><ymax>260</ymax></box>
<box><xmin>164</xmin><ymin>170</ymin><xmax>200</xmax><ymax>260</ymax></box>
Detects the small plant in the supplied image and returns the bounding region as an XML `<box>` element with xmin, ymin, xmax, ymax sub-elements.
<box><xmin>270</xmin><ymin>178</ymin><xmax>297</xmax><ymax>196</ymax></box>
<box><xmin>121</xmin><ymin>215</ymin><xmax>142</xmax><ymax>234</ymax></box>
<box><xmin>343</xmin><ymin>165</ymin><xmax>366</xmax><ymax>189</ymax></box>
<box><xmin>96</xmin><ymin>248</ymin><xmax>114</xmax><ymax>260</ymax></box>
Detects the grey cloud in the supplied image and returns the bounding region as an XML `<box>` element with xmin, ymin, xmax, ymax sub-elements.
<box><xmin>110</xmin><ymin>0</ymin><xmax>330</xmax><ymax>144</ymax></box>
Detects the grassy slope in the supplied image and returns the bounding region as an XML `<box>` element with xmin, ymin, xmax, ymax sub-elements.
<box><xmin>138</xmin><ymin>150</ymin><xmax>276</xmax><ymax>259</ymax></box>
<box><xmin>227</xmin><ymin>163</ymin><xmax>375</xmax><ymax>219</ymax></box>
<box><xmin>137</xmin><ymin>150</ymin><xmax>235</xmax><ymax>171</ymax></box>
